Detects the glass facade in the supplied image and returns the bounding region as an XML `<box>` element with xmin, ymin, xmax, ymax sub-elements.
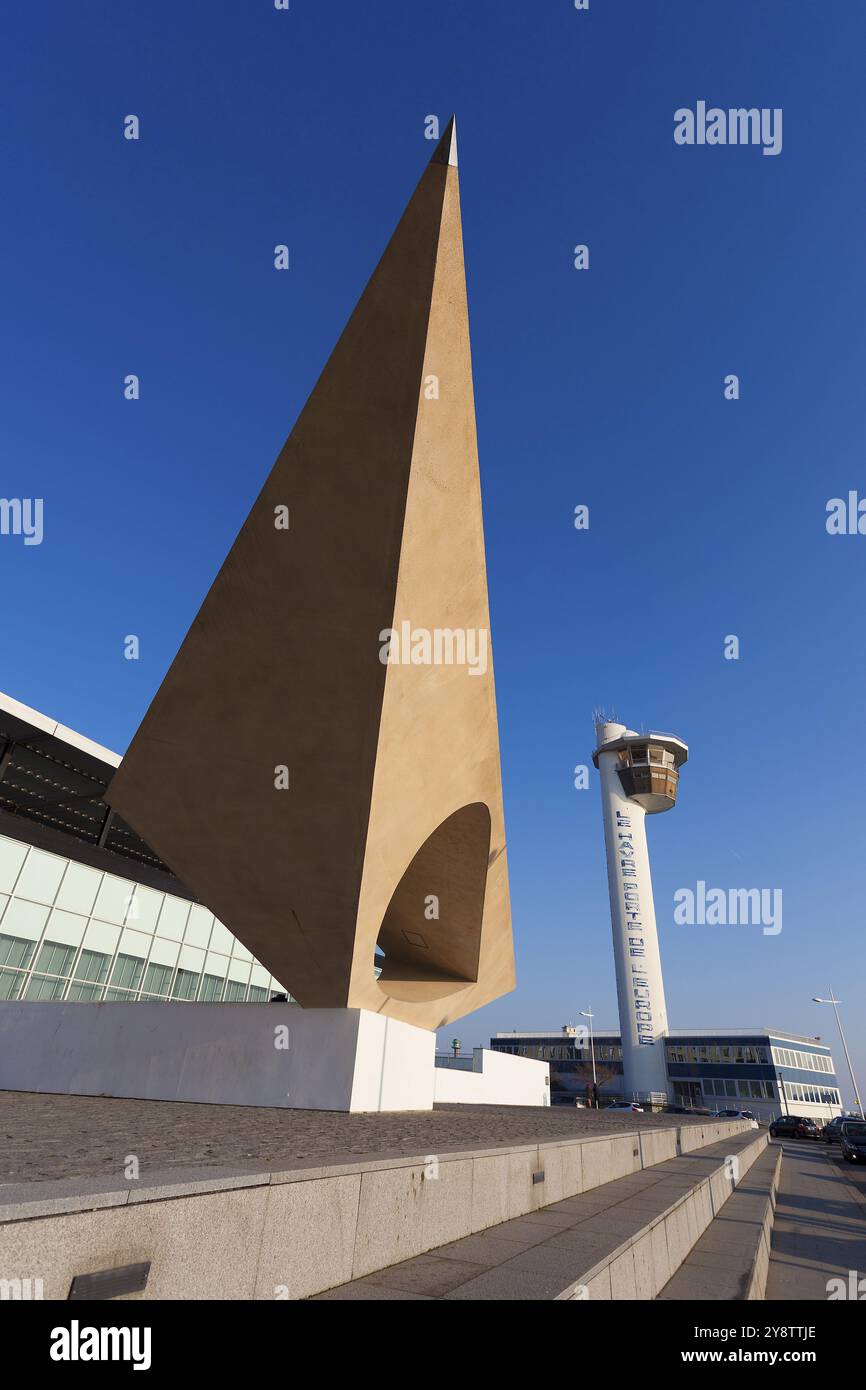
<box><xmin>0</xmin><ymin>831</ymin><xmax>287</xmax><ymax>1006</ymax></box>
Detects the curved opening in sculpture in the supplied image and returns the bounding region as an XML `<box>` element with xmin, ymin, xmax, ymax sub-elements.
<box><xmin>375</xmin><ymin>802</ymin><xmax>491</xmax><ymax>1003</ymax></box>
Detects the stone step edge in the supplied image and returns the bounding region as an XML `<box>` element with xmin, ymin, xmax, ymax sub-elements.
<box><xmin>556</xmin><ymin>1131</ymin><xmax>769</xmax><ymax>1301</ymax></box>
<box><xmin>0</xmin><ymin>1117</ymin><xmax>751</xmax><ymax>1225</ymax></box>
<box><xmin>654</xmin><ymin>1141</ymin><xmax>782</xmax><ymax>1301</ymax></box>
<box><xmin>746</xmin><ymin>1145</ymin><xmax>783</xmax><ymax>1299</ymax></box>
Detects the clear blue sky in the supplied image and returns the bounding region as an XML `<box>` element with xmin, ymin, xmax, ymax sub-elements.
<box><xmin>2</xmin><ymin>2</ymin><xmax>864</xmax><ymax>1104</ymax></box>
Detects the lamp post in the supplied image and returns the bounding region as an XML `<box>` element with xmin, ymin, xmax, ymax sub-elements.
<box><xmin>580</xmin><ymin>1008</ymin><xmax>597</xmax><ymax>1103</ymax></box>
<box><xmin>812</xmin><ymin>991</ymin><xmax>864</xmax><ymax>1118</ymax></box>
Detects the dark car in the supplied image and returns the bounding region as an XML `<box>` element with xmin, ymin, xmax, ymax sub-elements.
<box><xmin>769</xmin><ymin>1115</ymin><xmax>822</xmax><ymax>1140</ymax></box>
<box><xmin>821</xmin><ymin>1115</ymin><xmax>849</xmax><ymax>1145</ymax></box>
<box><xmin>839</xmin><ymin>1120</ymin><xmax>866</xmax><ymax>1164</ymax></box>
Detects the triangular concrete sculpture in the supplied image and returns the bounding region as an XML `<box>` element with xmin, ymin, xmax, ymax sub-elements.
<box><xmin>107</xmin><ymin>118</ymin><xmax>514</xmax><ymax>1030</ymax></box>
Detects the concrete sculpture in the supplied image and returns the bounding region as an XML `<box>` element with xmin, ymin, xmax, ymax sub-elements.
<box><xmin>107</xmin><ymin>119</ymin><xmax>515</xmax><ymax>1031</ymax></box>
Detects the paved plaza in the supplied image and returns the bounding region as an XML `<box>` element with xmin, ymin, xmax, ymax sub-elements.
<box><xmin>1</xmin><ymin>1090</ymin><xmax>711</xmax><ymax>1185</ymax></box>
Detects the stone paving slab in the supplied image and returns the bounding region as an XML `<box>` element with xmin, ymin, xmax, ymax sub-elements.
<box><xmin>766</xmin><ymin>1138</ymin><xmax>866</xmax><ymax>1299</ymax></box>
<box><xmin>0</xmin><ymin>1089</ymin><xmax>715</xmax><ymax>1185</ymax></box>
<box><xmin>311</xmin><ymin>1130</ymin><xmax>763</xmax><ymax>1301</ymax></box>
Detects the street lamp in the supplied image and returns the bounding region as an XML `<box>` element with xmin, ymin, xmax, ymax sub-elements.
<box><xmin>812</xmin><ymin>991</ymin><xmax>864</xmax><ymax>1118</ymax></box>
<box><xmin>579</xmin><ymin>1008</ymin><xmax>597</xmax><ymax>1102</ymax></box>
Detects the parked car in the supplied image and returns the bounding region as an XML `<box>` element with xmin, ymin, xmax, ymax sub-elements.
<box><xmin>821</xmin><ymin>1115</ymin><xmax>849</xmax><ymax>1144</ymax></box>
<box><xmin>715</xmin><ymin>1109</ymin><xmax>759</xmax><ymax>1128</ymax></box>
<box><xmin>839</xmin><ymin>1120</ymin><xmax>866</xmax><ymax>1164</ymax></box>
<box><xmin>605</xmin><ymin>1101</ymin><xmax>644</xmax><ymax>1113</ymax></box>
<box><xmin>769</xmin><ymin>1115</ymin><xmax>822</xmax><ymax>1140</ymax></box>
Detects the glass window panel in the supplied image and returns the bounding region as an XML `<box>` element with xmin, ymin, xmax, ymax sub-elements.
<box><xmin>72</xmin><ymin>949</ymin><xmax>111</xmax><ymax>986</ymax></box>
<box><xmin>172</xmin><ymin>968</ymin><xmax>200</xmax><ymax>1000</ymax></box>
<box><xmin>54</xmin><ymin>862</ymin><xmax>102</xmax><ymax>916</ymax></box>
<box><xmin>223</xmin><ymin>980</ymin><xmax>246</xmax><ymax>1002</ymax></box>
<box><xmin>66</xmin><ymin>982</ymin><xmax>102</xmax><ymax>1001</ymax></box>
<box><xmin>15</xmin><ymin>850</ymin><xmax>66</xmax><ymax>905</ymax></box>
<box><xmin>198</xmin><ymin>974</ymin><xmax>224</xmax><ymax>1002</ymax></box>
<box><xmin>93</xmin><ymin>877</ymin><xmax>136</xmax><ymax>927</ymax></box>
<box><xmin>141</xmin><ymin>962</ymin><xmax>172</xmax><ymax>997</ymax></box>
<box><xmin>0</xmin><ymin>836</ymin><xmax>28</xmax><ymax>894</ymax></box>
<box><xmin>23</xmin><ymin>973</ymin><xmax>67</xmax><ymax>1000</ymax></box>
<box><xmin>0</xmin><ymin>968</ymin><xmax>26</xmax><ymax>999</ymax></box>
<box><xmin>0</xmin><ymin>934</ymin><xmax>36</xmax><ymax>970</ymax></box>
<box><xmin>32</xmin><ymin>940</ymin><xmax>76</xmax><ymax>978</ymax></box>
<box><xmin>248</xmin><ymin>986</ymin><xmax>267</xmax><ymax>1002</ymax></box>
<box><xmin>109</xmin><ymin>953</ymin><xmax>145</xmax><ymax>992</ymax></box>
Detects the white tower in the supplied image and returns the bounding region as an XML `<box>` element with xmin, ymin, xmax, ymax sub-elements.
<box><xmin>592</xmin><ymin>719</ymin><xmax>688</xmax><ymax>1104</ymax></box>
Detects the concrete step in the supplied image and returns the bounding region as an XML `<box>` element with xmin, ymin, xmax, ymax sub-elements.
<box><xmin>312</xmin><ymin>1128</ymin><xmax>768</xmax><ymax>1300</ymax></box>
<box><xmin>656</xmin><ymin>1142</ymin><xmax>782</xmax><ymax>1301</ymax></box>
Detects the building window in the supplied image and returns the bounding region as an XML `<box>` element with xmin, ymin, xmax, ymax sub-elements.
<box><xmin>0</xmin><ymin>969</ymin><xmax>26</xmax><ymax>999</ymax></box>
<box><xmin>223</xmin><ymin>980</ymin><xmax>246</xmax><ymax>1002</ymax></box>
<box><xmin>23</xmin><ymin>972</ymin><xmax>68</xmax><ymax>1000</ymax></box>
<box><xmin>172</xmin><ymin>968</ymin><xmax>200</xmax><ymax>1000</ymax></box>
<box><xmin>140</xmin><ymin>962</ymin><xmax>173</xmax><ymax>999</ymax></box>
<box><xmin>31</xmin><ymin>940</ymin><xmax>76</xmax><ymax>978</ymax></box>
<box><xmin>198</xmin><ymin>973</ymin><xmax>225</xmax><ymax>1002</ymax></box>
<box><xmin>0</xmin><ymin>934</ymin><xmax>36</xmax><ymax>971</ymax></box>
<box><xmin>71</xmin><ymin>949</ymin><xmax>111</xmax><ymax>988</ymax></box>
<box><xmin>22</xmin><ymin>940</ymin><xmax>77</xmax><ymax>1000</ymax></box>
<box><xmin>67</xmin><ymin>981</ymin><xmax>103</xmax><ymax>1001</ymax></box>
<box><xmin>109</xmin><ymin>953</ymin><xmax>145</xmax><ymax>993</ymax></box>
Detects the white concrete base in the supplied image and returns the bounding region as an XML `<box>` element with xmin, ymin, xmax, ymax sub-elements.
<box><xmin>0</xmin><ymin>1002</ymin><xmax>436</xmax><ymax>1113</ymax></box>
<box><xmin>434</xmin><ymin>1047</ymin><xmax>550</xmax><ymax>1106</ymax></box>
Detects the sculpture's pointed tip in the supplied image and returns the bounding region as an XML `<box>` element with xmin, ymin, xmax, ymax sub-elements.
<box><xmin>431</xmin><ymin>115</ymin><xmax>458</xmax><ymax>168</ymax></box>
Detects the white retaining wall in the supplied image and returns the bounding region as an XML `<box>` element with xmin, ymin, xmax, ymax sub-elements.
<box><xmin>434</xmin><ymin>1047</ymin><xmax>550</xmax><ymax>1106</ymax></box>
<box><xmin>0</xmin><ymin>1001</ymin><xmax>436</xmax><ymax>1112</ymax></box>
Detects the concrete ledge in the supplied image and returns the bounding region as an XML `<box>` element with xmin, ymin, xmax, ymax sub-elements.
<box><xmin>656</xmin><ymin>1141</ymin><xmax>782</xmax><ymax>1301</ymax></box>
<box><xmin>0</xmin><ymin>1119</ymin><xmax>750</xmax><ymax>1300</ymax></box>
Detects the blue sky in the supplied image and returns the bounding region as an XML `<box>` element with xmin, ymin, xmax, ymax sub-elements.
<box><xmin>2</xmin><ymin>2</ymin><xmax>864</xmax><ymax>1103</ymax></box>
